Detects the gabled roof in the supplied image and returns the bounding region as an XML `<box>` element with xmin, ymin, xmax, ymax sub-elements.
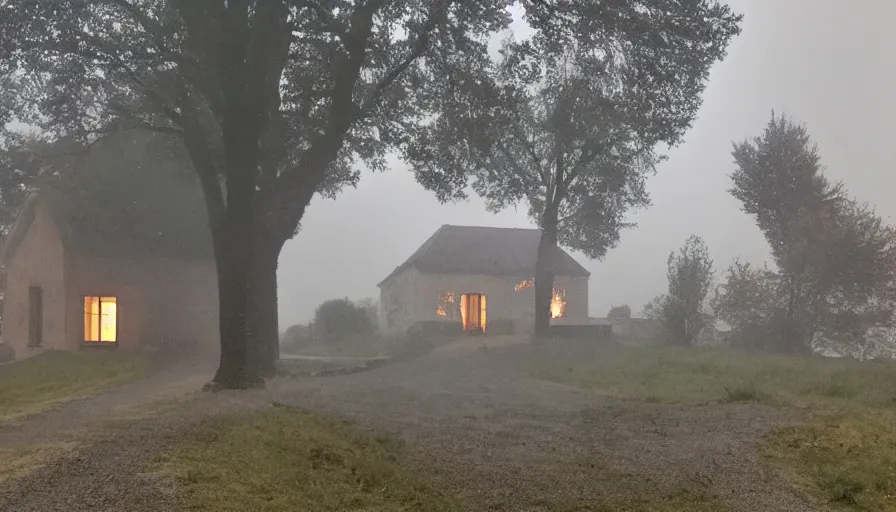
<box><xmin>1</xmin><ymin>131</ymin><xmax>213</xmax><ymax>265</ymax></box>
<box><xmin>1</xmin><ymin>188</ymin><xmax>214</xmax><ymax>265</ymax></box>
<box><xmin>378</xmin><ymin>224</ymin><xmax>590</xmax><ymax>286</ymax></box>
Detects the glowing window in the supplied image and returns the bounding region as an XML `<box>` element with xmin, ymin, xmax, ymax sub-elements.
<box><xmin>514</xmin><ymin>279</ymin><xmax>534</xmax><ymax>292</ymax></box>
<box><xmin>551</xmin><ymin>288</ymin><xmax>567</xmax><ymax>319</ymax></box>
<box><xmin>84</xmin><ymin>296</ymin><xmax>118</xmax><ymax>343</ymax></box>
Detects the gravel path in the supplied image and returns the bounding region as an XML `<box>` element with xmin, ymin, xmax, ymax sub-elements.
<box><xmin>0</xmin><ymin>338</ymin><xmax>825</xmax><ymax>511</ymax></box>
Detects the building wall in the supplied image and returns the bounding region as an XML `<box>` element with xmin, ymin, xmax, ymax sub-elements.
<box><xmin>379</xmin><ymin>267</ymin><xmax>422</xmax><ymax>334</ymax></box>
<box><xmin>381</xmin><ymin>270</ymin><xmax>589</xmax><ymax>334</ymax></box>
<box><xmin>64</xmin><ymin>254</ymin><xmax>219</xmax><ymax>355</ymax></box>
<box><xmin>3</xmin><ymin>201</ymin><xmax>67</xmax><ymax>358</ymax></box>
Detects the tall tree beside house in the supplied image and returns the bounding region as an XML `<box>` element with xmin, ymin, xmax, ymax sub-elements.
<box><xmin>729</xmin><ymin>113</ymin><xmax>896</xmax><ymax>352</ymax></box>
<box><xmin>3</xmin><ymin>1</ymin><xmax>610</xmax><ymax>387</ymax></box>
<box><xmin>407</xmin><ymin>3</ymin><xmax>742</xmax><ymax>336</ymax></box>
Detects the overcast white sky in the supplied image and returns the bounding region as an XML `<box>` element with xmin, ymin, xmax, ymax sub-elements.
<box><xmin>277</xmin><ymin>0</ymin><xmax>896</xmax><ymax>327</ymax></box>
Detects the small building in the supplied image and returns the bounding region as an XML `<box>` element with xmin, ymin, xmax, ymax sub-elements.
<box><xmin>0</xmin><ymin>131</ymin><xmax>219</xmax><ymax>360</ymax></box>
<box><xmin>377</xmin><ymin>225</ymin><xmax>590</xmax><ymax>335</ymax></box>
<box><xmin>0</xmin><ymin>191</ymin><xmax>219</xmax><ymax>360</ymax></box>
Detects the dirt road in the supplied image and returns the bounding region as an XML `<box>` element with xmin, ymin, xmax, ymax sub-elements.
<box><xmin>0</xmin><ymin>338</ymin><xmax>823</xmax><ymax>511</ymax></box>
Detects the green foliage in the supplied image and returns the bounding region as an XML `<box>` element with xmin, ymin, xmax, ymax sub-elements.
<box><xmin>648</xmin><ymin>236</ymin><xmax>714</xmax><ymax>346</ymax></box>
<box><xmin>728</xmin><ymin>113</ymin><xmax>896</xmax><ymax>350</ymax></box>
<box><xmin>279</xmin><ymin>324</ymin><xmax>314</xmax><ymax>354</ymax></box>
<box><xmin>313</xmin><ymin>299</ymin><xmax>376</xmax><ymax>343</ymax></box>
<box><xmin>158</xmin><ymin>406</ymin><xmax>460</xmax><ymax>512</ymax></box>
<box><xmin>408</xmin><ymin>5</ymin><xmax>743</xmax><ymax>261</ymax></box>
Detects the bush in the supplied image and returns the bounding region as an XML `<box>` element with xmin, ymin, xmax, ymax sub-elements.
<box><xmin>312</xmin><ymin>298</ymin><xmax>375</xmax><ymax>343</ymax></box>
<box><xmin>607</xmin><ymin>305</ymin><xmax>631</xmax><ymax>320</ymax></box>
<box><xmin>280</xmin><ymin>324</ymin><xmax>315</xmax><ymax>354</ymax></box>
<box><xmin>0</xmin><ymin>342</ymin><xmax>14</xmax><ymax>363</ymax></box>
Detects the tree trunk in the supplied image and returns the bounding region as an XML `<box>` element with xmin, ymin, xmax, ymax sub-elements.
<box><xmin>534</xmin><ymin>208</ymin><xmax>559</xmax><ymax>339</ymax></box>
<box><xmin>211</xmin><ymin>218</ymin><xmax>264</xmax><ymax>389</ymax></box>
<box><xmin>249</xmin><ymin>238</ymin><xmax>284</xmax><ymax>378</ymax></box>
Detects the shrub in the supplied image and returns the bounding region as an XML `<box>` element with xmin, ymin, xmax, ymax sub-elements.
<box><xmin>280</xmin><ymin>324</ymin><xmax>315</xmax><ymax>354</ymax></box>
<box><xmin>607</xmin><ymin>305</ymin><xmax>631</xmax><ymax>320</ymax></box>
<box><xmin>312</xmin><ymin>298</ymin><xmax>375</xmax><ymax>343</ymax></box>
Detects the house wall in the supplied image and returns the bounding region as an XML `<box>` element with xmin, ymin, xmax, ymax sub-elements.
<box><xmin>379</xmin><ymin>267</ymin><xmax>422</xmax><ymax>334</ymax></box>
<box><xmin>383</xmin><ymin>271</ymin><xmax>589</xmax><ymax>334</ymax></box>
<box><xmin>64</xmin><ymin>254</ymin><xmax>219</xmax><ymax>356</ymax></box>
<box><xmin>3</xmin><ymin>201</ymin><xmax>67</xmax><ymax>358</ymax></box>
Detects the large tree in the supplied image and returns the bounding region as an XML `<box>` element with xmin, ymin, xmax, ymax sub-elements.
<box><xmin>2</xmin><ymin>0</ymin><xmax>597</xmax><ymax>387</ymax></box>
<box><xmin>729</xmin><ymin>113</ymin><xmax>896</xmax><ymax>351</ymax></box>
<box><xmin>407</xmin><ymin>2</ymin><xmax>742</xmax><ymax>336</ymax></box>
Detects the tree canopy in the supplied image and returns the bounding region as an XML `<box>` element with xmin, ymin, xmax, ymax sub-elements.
<box><xmin>406</xmin><ymin>2</ymin><xmax>741</xmax><ymax>334</ymax></box>
<box><xmin>728</xmin><ymin>113</ymin><xmax>896</xmax><ymax>351</ymax></box>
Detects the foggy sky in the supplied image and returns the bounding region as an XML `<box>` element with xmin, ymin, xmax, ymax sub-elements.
<box><xmin>277</xmin><ymin>0</ymin><xmax>896</xmax><ymax>328</ymax></box>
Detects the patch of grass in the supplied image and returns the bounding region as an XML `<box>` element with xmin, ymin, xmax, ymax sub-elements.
<box><xmin>525</xmin><ymin>342</ymin><xmax>896</xmax><ymax>510</ymax></box>
<box><xmin>157</xmin><ymin>406</ymin><xmax>461</xmax><ymax>512</ymax></box>
<box><xmin>763</xmin><ymin>409</ymin><xmax>896</xmax><ymax>511</ymax></box>
<box><xmin>525</xmin><ymin>343</ymin><xmax>896</xmax><ymax>409</ymax></box>
<box><xmin>0</xmin><ymin>350</ymin><xmax>152</xmax><ymax>421</ymax></box>
<box><xmin>0</xmin><ymin>441</ymin><xmax>79</xmax><ymax>483</ymax></box>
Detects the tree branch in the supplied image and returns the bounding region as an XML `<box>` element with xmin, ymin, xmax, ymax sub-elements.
<box><xmin>359</xmin><ymin>0</ymin><xmax>450</xmax><ymax>114</ymax></box>
<box><xmin>298</xmin><ymin>0</ymin><xmax>350</xmax><ymax>39</ymax></box>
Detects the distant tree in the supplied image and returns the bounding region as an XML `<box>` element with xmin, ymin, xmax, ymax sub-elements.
<box><xmin>651</xmin><ymin>236</ymin><xmax>714</xmax><ymax>346</ymax></box>
<box><xmin>279</xmin><ymin>323</ymin><xmax>313</xmax><ymax>354</ymax></box>
<box><xmin>356</xmin><ymin>298</ymin><xmax>379</xmax><ymax>328</ymax></box>
<box><xmin>313</xmin><ymin>299</ymin><xmax>375</xmax><ymax>343</ymax></box>
<box><xmin>711</xmin><ymin>260</ymin><xmax>791</xmax><ymax>351</ymax></box>
<box><xmin>642</xmin><ymin>295</ymin><xmax>666</xmax><ymax>322</ymax></box>
<box><xmin>408</xmin><ymin>4</ymin><xmax>742</xmax><ymax>336</ymax></box>
<box><xmin>729</xmin><ymin>113</ymin><xmax>896</xmax><ymax>351</ymax></box>
<box><xmin>607</xmin><ymin>305</ymin><xmax>632</xmax><ymax>320</ymax></box>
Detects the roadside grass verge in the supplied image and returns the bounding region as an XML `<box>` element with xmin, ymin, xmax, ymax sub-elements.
<box><xmin>524</xmin><ymin>342</ymin><xmax>896</xmax><ymax>409</ymax></box>
<box><xmin>524</xmin><ymin>342</ymin><xmax>896</xmax><ymax>510</ymax></box>
<box><xmin>762</xmin><ymin>409</ymin><xmax>896</xmax><ymax>512</ymax></box>
<box><xmin>157</xmin><ymin>406</ymin><xmax>460</xmax><ymax>512</ymax></box>
<box><xmin>0</xmin><ymin>350</ymin><xmax>152</xmax><ymax>421</ymax></box>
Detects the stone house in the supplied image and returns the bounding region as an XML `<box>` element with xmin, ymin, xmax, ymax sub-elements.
<box><xmin>0</xmin><ymin>131</ymin><xmax>218</xmax><ymax>360</ymax></box>
<box><xmin>0</xmin><ymin>191</ymin><xmax>219</xmax><ymax>360</ymax></box>
<box><xmin>377</xmin><ymin>225</ymin><xmax>590</xmax><ymax>334</ymax></box>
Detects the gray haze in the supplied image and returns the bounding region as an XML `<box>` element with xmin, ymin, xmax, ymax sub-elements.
<box><xmin>278</xmin><ymin>0</ymin><xmax>896</xmax><ymax>328</ymax></box>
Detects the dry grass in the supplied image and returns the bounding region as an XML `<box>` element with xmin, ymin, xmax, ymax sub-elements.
<box><xmin>0</xmin><ymin>442</ymin><xmax>79</xmax><ymax>484</ymax></box>
<box><xmin>524</xmin><ymin>342</ymin><xmax>896</xmax><ymax>510</ymax></box>
<box><xmin>0</xmin><ymin>350</ymin><xmax>152</xmax><ymax>422</ymax></box>
<box><xmin>157</xmin><ymin>406</ymin><xmax>461</xmax><ymax>512</ymax></box>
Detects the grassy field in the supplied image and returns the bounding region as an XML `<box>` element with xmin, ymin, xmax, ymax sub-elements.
<box><xmin>157</xmin><ymin>406</ymin><xmax>460</xmax><ymax>512</ymax></box>
<box><xmin>525</xmin><ymin>342</ymin><xmax>896</xmax><ymax>511</ymax></box>
<box><xmin>0</xmin><ymin>350</ymin><xmax>153</xmax><ymax>421</ymax></box>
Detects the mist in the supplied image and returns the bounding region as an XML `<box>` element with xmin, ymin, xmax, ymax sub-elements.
<box><xmin>277</xmin><ymin>0</ymin><xmax>896</xmax><ymax>328</ymax></box>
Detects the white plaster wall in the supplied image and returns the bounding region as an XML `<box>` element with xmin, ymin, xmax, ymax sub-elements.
<box><xmin>378</xmin><ymin>267</ymin><xmax>421</xmax><ymax>334</ymax></box>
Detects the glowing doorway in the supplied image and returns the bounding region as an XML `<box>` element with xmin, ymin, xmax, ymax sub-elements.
<box><xmin>460</xmin><ymin>293</ymin><xmax>487</xmax><ymax>334</ymax></box>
